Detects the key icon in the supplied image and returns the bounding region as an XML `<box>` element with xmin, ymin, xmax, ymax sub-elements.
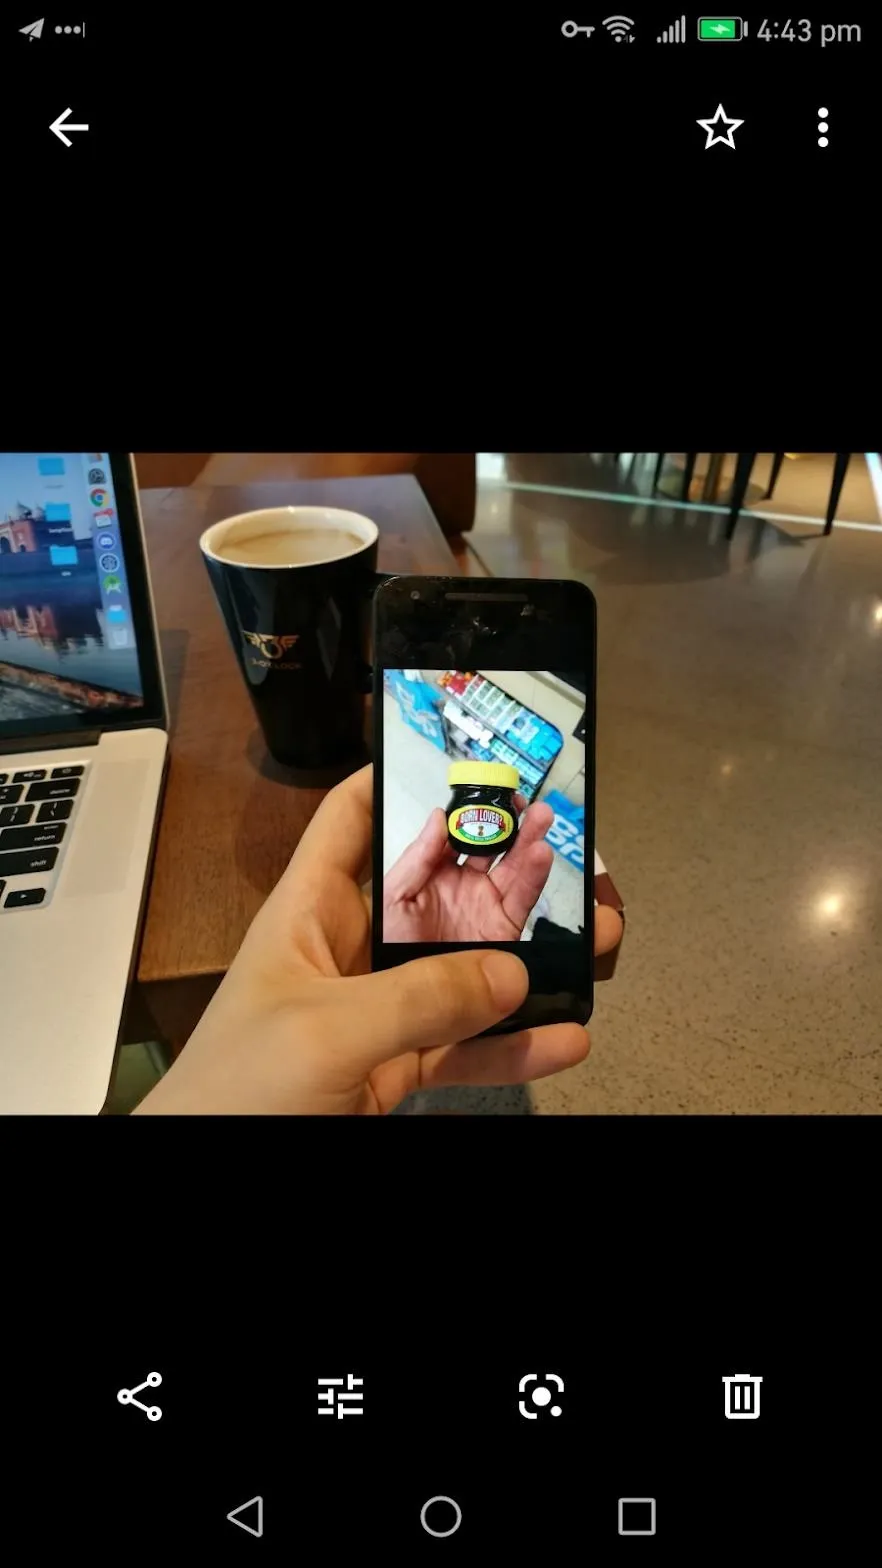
<box><xmin>561</xmin><ymin>20</ymin><xmax>595</xmax><ymax>38</ymax></box>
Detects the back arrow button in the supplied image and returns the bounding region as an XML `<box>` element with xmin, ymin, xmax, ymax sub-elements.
<box><xmin>50</xmin><ymin>108</ymin><xmax>89</xmax><ymax>147</ymax></box>
<box><xmin>227</xmin><ymin>1497</ymin><xmax>264</xmax><ymax>1538</ymax></box>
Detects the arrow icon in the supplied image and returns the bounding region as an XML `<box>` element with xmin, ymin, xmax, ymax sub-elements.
<box><xmin>227</xmin><ymin>1497</ymin><xmax>264</xmax><ymax>1538</ymax></box>
<box><xmin>49</xmin><ymin>107</ymin><xmax>89</xmax><ymax>147</ymax></box>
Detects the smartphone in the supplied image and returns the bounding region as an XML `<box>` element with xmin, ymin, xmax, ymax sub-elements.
<box><xmin>371</xmin><ymin>576</ymin><xmax>596</xmax><ymax>1031</ymax></box>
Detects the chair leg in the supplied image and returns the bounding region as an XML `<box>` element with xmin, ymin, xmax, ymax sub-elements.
<box><xmin>725</xmin><ymin>452</ymin><xmax>758</xmax><ymax>541</ymax></box>
<box><xmin>762</xmin><ymin>451</ymin><xmax>785</xmax><ymax>501</ymax></box>
<box><xmin>681</xmin><ymin>452</ymin><xmax>698</xmax><ymax>502</ymax></box>
<box><xmin>652</xmin><ymin>453</ymin><xmax>666</xmax><ymax>493</ymax></box>
<box><xmin>825</xmin><ymin>453</ymin><xmax>850</xmax><ymax>535</ymax></box>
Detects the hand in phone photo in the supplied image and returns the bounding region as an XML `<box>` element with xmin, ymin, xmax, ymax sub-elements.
<box><xmin>382</xmin><ymin>793</ymin><xmax>554</xmax><ymax>943</ymax></box>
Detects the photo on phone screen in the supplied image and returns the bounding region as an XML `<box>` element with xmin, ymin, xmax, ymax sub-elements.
<box><xmin>382</xmin><ymin>666</ymin><xmax>586</xmax><ymax>941</ymax></box>
<box><xmin>372</xmin><ymin>578</ymin><xmax>596</xmax><ymax>1024</ymax></box>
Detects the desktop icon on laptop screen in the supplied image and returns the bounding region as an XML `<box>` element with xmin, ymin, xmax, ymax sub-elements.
<box><xmin>0</xmin><ymin>453</ymin><xmax>144</xmax><ymax>725</ymax></box>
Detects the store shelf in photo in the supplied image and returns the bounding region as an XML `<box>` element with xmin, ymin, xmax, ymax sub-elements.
<box><xmin>436</xmin><ymin>671</ymin><xmax>563</xmax><ymax>799</ymax></box>
<box><xmin>385</xmin><ymin>669</ymin><xmax>568</xmax><ymax>803</ymax></box>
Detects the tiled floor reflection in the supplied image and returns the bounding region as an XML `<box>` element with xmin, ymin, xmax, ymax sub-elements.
<box><xmin>401</xmin><ymin>473</ymin><xmax>882</xmax><ymax>1114</ymax></box>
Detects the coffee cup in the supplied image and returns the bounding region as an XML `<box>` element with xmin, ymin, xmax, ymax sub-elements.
<box><xmin>200</xmin><ymin>505</ymin><xmax>382</xmax><ymax>769</ymax></box>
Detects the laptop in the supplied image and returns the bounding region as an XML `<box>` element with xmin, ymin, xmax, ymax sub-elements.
<box><xmin>0</xmin><ymin>454</ymin><xmax>168</xmax><ymax>1113</ymax></box>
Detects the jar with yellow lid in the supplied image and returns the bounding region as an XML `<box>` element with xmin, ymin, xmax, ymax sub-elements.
<box><xmin>446</xmin><ymin>761</ymin><xmax>520</xmax><ymax>857</ymax></box>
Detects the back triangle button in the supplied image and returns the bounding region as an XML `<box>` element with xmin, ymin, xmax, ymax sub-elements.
<box><xmin>227</xmin><ymin>1496</ymin><xmax>264</xmax><ymax>1538</ymax></box>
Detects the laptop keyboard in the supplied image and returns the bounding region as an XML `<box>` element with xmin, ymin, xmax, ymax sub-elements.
<box><xmin>0</xmin><ymin>763</ymin><xmax>88</xmax><ymax>912</ymax></box>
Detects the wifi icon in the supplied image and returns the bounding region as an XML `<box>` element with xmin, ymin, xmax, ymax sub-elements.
<box><xmin>602</xmin><ymin>14</ymin><xmax>636</xmax><ymax>41</ymax></box>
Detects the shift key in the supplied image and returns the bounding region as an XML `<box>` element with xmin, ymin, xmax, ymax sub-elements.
<box><xmin>0</xmin><ymin>846</ymin><xmax>59</xmax><ymax>878</ymax></box>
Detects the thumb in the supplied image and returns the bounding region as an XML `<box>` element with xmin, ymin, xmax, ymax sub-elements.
<box><xmin>383</xmin><ymin>808</ymin><xmax>449</xmax><ymax>901</ymax></box>
<box><xmin>336</xmin><ymin>948</ymin><xmax>530</xmax><ymax>1071</ymax></box>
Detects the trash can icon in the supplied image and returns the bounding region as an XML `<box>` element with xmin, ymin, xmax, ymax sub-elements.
<box><xmin>722</xmin><ymin>1372</ymin><xmax>762</xmax><ymax>1420</ymax></box>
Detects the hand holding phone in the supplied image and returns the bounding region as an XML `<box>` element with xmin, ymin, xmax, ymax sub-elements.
<box><xmin>138</xmin><ymin>763</ymin><xmax>618</xmax><ymax>1115</ymax></box>
<box><xmin>382</xmin><ymin>794</ymin><xmax>554</xmax><ymax>943</ymax></box>
<box><xmin>372</xmin><ymin>576</ymin><xmax>597</xmax><ymax>1030</ymax></box>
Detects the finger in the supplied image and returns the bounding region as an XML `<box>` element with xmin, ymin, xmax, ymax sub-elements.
<box><xmin>382</xmin><ymin>809</ymin><xmax>449</xmax><ymax>902</ymax></box>
<box><xmin>331</xmin><ymin>949</ymin><xmax>530</xmax><ymax>1072</ymax></box>
<box><xmin>490</xmin><ymin>801</ymin><xmax>554</xmax><ymax>896</ymax></box>
<box><xmin>514</xmin><ymin>792</ymin><xmax>527</xmax><ymax>816</ymax></box>
<box><xmin>594</xmin><ymin>904</ymin><xmax>624</xmax><ymax>956</ymax></box>
<box><xmin>418</xmin><ymin>1021</ymin><xmax>590</xmax><ymax>1088</ymax></box>
<box><xmin>499</xmin><ymin>841</ymin><xmax>553</xmax><ymax>933</ymax></box>
<box><xmin>488</xmin><ymin>799</ymin><xmax>554</xmax><ymax>926</ymax></box>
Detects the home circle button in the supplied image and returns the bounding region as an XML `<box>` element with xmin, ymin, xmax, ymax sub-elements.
<box><xmin>420</xmin><ymin>1496</ymin><xmax>462</xmax><ymax>1538</ymax></box>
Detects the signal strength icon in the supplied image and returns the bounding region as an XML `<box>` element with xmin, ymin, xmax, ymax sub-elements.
<box><xmin>602</xmin><ymin>15</ymin><xmax>635</xmax><ymax>42</ymax></box>
<box><xmin>658</xmin><ymin>14</ymin><xmax>686</xmax><ymax>42</ymax></box>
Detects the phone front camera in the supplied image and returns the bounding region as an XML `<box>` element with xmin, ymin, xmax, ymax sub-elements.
<box><xmin>410</xmin><ymin>590</ymin><xmax>421</xmax><ymax>600</ymax></box>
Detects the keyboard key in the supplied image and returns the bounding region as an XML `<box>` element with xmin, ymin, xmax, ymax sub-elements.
<box><xmin>13</xmin><ymin>768</ymin><xmax>47</xmax><ymax>783</ymax></box>
<box><xmin>0</xmin><ymin>823</ymin><xmax>65</xmax><ymax>850</ymax></box>
<box><xmin>0</xmin><ymin>785</ymin><xmax>24</xmax><ymax>806</ymax></box>
<box><xmin>25</xmin><ymin>779</ymin><xmax>81</xmax><ymax>801</ymax></box>
<box><xmin>4</xmin><ymin>887</ymin><xmax>46</xmax><ymax>909</ymax></box>
<box><xmin>50</xmin><ymin>765</ymin><xmax>85</xmax><ymax>780</ymax></box>
<box><xmin>0</xmin><ymin>804</ymin><xmax>34</xmax><ymax>827</ymax></box>
<box><xmin>36</xmin><ymin>799</ymin><xmax>73</xmax><ymax>823</ymax></box>
<box><xmin>35</xmin><ymin>799</ymin><xmax>74</xmax><ymax>824</ymax></box>
<box><xmin>0</xmin><ymin>847</ymin><xmax>59</xmax><ymax>878</ymax></box>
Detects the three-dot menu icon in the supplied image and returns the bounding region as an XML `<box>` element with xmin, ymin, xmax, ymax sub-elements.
<box><xmin>818</xmin><ymin>108</ymin><xmax>830</xmax><ymax>147</ymax></box>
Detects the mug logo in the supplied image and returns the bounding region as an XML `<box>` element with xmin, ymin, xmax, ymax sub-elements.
<box><xmin>244</xmin><ymin>631</ymin><xmax>300</xmax><ymax>662</ymax></box>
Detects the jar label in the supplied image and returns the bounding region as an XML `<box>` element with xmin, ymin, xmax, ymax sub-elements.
<box><xmin>448</xmin><ymin>804</ymin><xmax>515</xmax><ymax>846</ymax></box>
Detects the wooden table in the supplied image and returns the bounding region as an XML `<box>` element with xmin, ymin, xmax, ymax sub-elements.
<box><xmin>126</xmin><ymin>476</ymin><xmax>458</xmax><ymax>1053</ymax></box>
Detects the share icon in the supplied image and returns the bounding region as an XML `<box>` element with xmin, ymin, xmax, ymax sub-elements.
<box><xmin>117</xmin><ymin>1371</ymin><xmax>162</xmax><ymax>1421</ymax></box>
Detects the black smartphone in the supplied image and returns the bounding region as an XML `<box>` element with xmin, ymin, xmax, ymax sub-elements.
<box><xmin>371</xmin><ymin>576</ymin><xmax>596</xmax><ymax>1032</ymax></box>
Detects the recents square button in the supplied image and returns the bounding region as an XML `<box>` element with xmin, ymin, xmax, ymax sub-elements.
<box><xmin>619</xmin><ymin>1498</ymin><xmax>656</xmax><ymax>1536</ymax></box>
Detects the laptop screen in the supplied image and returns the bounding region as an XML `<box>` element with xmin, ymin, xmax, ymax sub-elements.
<box><xmin>0</xmin><ymin>453</ymin><xmax>146</xmax><ymax>729</ymax></box>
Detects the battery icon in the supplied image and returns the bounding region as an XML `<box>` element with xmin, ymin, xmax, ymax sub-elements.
<box><xmin>698</xmin><ymin>17</ymin><xmax>745</xmax><ymax>39</ymax></box>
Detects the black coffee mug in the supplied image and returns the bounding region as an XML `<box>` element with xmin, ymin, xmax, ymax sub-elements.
<box><xmin>200</xmin><ymin>506</ymin><xmax>384</xmax><ymax>769</ymax></box>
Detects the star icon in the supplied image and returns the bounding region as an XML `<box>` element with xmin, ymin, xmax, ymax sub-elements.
<box><xmin>696</xmin><ymin>103</ymin><xmax>744</xmax><ymax>150</ymax></box>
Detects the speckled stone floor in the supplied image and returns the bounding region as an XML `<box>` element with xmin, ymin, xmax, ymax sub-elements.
<box><xmin>397</xmin><ymin>464</ymin><xmax>882</xmax><ymax>1114</ymax></box>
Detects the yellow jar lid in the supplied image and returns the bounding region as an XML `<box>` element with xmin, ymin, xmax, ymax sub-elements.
<box><xmin>448</xmin><ymin>761</ymin><xmax>519</xmax><ymax>789</ymax></box>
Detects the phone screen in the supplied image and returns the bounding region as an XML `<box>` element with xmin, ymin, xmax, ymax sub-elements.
<box><xmin>372</xmin><ymin>577</ymin><xmax>596</xmax><ymax>1026</ymax></box>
